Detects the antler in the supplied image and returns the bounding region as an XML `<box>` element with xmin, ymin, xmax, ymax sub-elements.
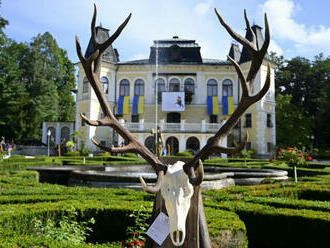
<box><xmin>76</xmin><ymin>5</ymin><xmax>166</xmax><ymax>192</ymax></box>
<box><xmin>184</xmin><ymin>9</ymin><xmax>271</xmax><ymax>183</ymax></box>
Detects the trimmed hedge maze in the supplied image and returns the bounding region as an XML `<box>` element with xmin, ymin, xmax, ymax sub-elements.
<box><xmin>0</xmin><ymin>157</ymin><xmax>329</xmax><ymax>247</ymax></box>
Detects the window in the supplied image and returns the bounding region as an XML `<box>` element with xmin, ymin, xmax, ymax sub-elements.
<box><xmin>100</xmin><ymin>76</ymin><xmax>109</xmax><ymax>94</ymax></box>
<box><xmin>119</xmin><ymin>79</ymin><xmax>130</xmax><ymax>96</ymax></box>
<box><xmin>100</xmin><ymin>140</ymin><xmax>106</xmax><ymax>147</ymax></box>
<box><xmin>184</xmin><ymin>78</ymin><xmax>194</xmax><ymax>94</ymax></box>
<box><xmin>246</xmin><ymin>142</ymin><xmax>252</xmax><ymax>151</ymax></box>
<box><xmin>207</xmin><ymin>79</ymin><xmax>218</xmax><ymax>96</ymax></box>
<box><xmin>245</xmin><ymin>113</ymin><xmax>252</xmax><ymax>128</ymax></box>
<box><xmin>222</xmin><ymin>79</ymin><xmax>233</xmax><ymax>96</ymax></box>
<box><xmin>82</xmin><ymin>77</ymin><xmax>89</xmax><ymax>93</ymax></box>
<box><xmin>155</xmin><ymin>78</ymin><xmax>165</xmax><ymax>103</ymax></box>
<box><xmin>169</xmin><ymin>78</ymin><xmax>180</xmax><ymax>92</ymax></box>
<box><xmin>60</xmin><ymin>127</ymin><xmax>70</xmax><ymax>143</ymax></box>
<box><xmin>186</xmin><ymin>137</ymin><xmax>200</xmax><ymax>153</ymax></box>
<box><xmin>131</xmin><ymin>114</ymin><xmax>139</xmax><ymax>123</ymax></box>
<box><xmin>167</xmin><ymin>112</ymin><xmax>181</xmax><ymax>123</ymax></box>
<box><xmin>209</xmin><ymin>115</ymin><xmax>218</xmax><ymax>123</ymax></box>
<box><xmin>134</xmin><ymin>79</ymin><xmax>144</xmax><ymax>96</ymax></box>
<box><xmin>267</xmin><ymin>142</ymin><xmax>272</xmax><ymax>153</ymax></box>
<box><xmin>99</xmin><ymin>111</ymin><xmax>105</xmax><ymax>119</ymax></box>
<box><xmin>267</xmin><ymin>113</ymin><xmax>273</xmax><ymax>128</ymax></box>
<box><xmin>145</xmin><ymin>136</ymin><xmax>155</xmax><ymax>153</ymax></box>
<box><xmin>81</xmin><ymin>113</ymin><xmax>86</xmax><ymax>126</ymax></box>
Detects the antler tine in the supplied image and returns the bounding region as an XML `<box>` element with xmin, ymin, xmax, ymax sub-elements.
<box><xmin>214</xmin><ymin>8</ymin><xmax>256</xmax><ymax>54</ymax></box>
<box><xmin>244</xmin><ymin>9</ymin><xmax>256</xmax><ymax>49</ymax></box>
<box><xmin>184</xmin><ymin>159</ymin><xmax>204</xmax><ymax>186</ymax></box>
<box><xmin>139</xmin><ymin>171</ymin><xmax>165</xmax><ymax>193</ymax></box>
<box><xmin>227</xmin><ymin>55</ymin><xmax>249</xmax><ymax>97</ymax></box>
<box><xmin>91</xmin><ymin>4</ymin><xmax>97</xmax><ymax>47</ymax></box>
<box><xmin>100</xmin><ymin>13</ymin><xmax>132</xmax><ymax>54</ymax></box>
<box><xmin>90</xmin><ymin>4</ymin><xmax>131</xmax><ymax>73</ymax></box>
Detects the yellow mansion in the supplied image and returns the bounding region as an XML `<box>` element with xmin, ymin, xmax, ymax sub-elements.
<box><xmin>72</xmin><ymin>24</ymin><xmax>276</xmax><ymax>157</ymax></box>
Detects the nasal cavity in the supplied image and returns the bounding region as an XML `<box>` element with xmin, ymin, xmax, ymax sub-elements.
<box><xmin>173</xmin><ymin>230</ymin><xmax>184</xmax><ymax>245</ymax></box>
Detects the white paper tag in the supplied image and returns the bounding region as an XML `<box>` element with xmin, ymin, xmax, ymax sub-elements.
<box><xmin>146</xmin><ymin>212</ymin><xmax>170</xmax><ymax>246</ymax></box>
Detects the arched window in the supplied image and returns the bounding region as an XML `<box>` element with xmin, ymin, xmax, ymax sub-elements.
<box><xmin>47</xmin><ymin>127</ymin><xmax>56</xmax><ymax>146</ymax></box>
<box><xmin>184</xmin><ymin>78</ymin><xmax>194</xmax><ymax>94</ymax></box>
<box><xmin>60</xmin><ymin>127</ymin><xmax>70</xmax><ymax>144</ymax></box>
<box><xmin>134</xmin><ymin>79</ymin><xmax>144</xmax><ymax>96</ymax></box>
<box><xmin>169</xmin><ymin>78</ymin><xmax>180</xmax><ymax>92</ymax></box>
<box><xmin>100</xmin><ymin>76</ymin><xmax>109</xmax><ymax>94</ymax></box>
<box><xmin>155</xmin><ymin>78</ymin><xmax>166</xmax><ymax>92</ymax></box>
<box><xmin>167</xmin><ymin>112</ymin><xmax>181</xmax><ymax>123</ymax></box>
<box><xmin>119</xmin><ymin>79</ymin><xmax>130</xmax><ymax>96</ymax></box>
<box><xmin>222</xmin><ymin>79</ymin><xmax>233</xmax><ymax>96</ymax></box>
<box><xmin>145</xmin><ymin>136</ymin><xmax>155</xmax><ymax>153</ymax></box>
<box><xmin>166</xmin><ymin>136</ymin><xmax>179</xmax><ymax>156</ymax></box>
<box><xmin>82</xmin><ymin>77</ymin><xmax>89</xmax><ymax>93</ymax></box>
<box><xmin>155</xmin><ymin>78</ymin><xmax>166</xmax><ymax>103</ymax></box>
<box><xmin>207</xmin><ymin>79</ymin><xmax>218</xmax><ymax>96</ymax></box>
<box><xmin>186</xmin><ymin>137</ymin><xmax>200</xmax><ymax>153</ymax></box>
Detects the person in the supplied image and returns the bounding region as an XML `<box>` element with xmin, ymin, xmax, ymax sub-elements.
<box><xmin>0</xmin><ymin>136</ymin><xmax>4</xmax><ymax>152</ymax></box>
<box><xmin>8</xmin><ymin>143</ymin><xmax>13</xmax><ymax>156</ymax></box>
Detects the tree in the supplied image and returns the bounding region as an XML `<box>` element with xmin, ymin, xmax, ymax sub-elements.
<box><xmin>0</xmin><ymin>21</ymin><xmax>75</xmax><ymax>143</ymax></box>
<box><xmin>276</xmin><ymin>94</ymin><xmax>312</xmax><ymax>148</ymax></box>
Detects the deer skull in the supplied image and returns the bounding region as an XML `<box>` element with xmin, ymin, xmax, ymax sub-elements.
<box><xmin>140</xmin><ymin>160</ymin><xmax>203</xmax><ymax>246</ymax></box>
<box><xmin>160</xmin><ymin>161</ymin><xmax>194</xmax><ymax>246</ymax></box>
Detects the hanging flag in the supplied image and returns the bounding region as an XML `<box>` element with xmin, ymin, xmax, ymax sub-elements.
<box><xmin>133</xmin><ymin>96</ymin><xmax>144</xmax><ymax>114</ymax></box>
<box><xmin>222</xmin><ymin>96</ymin><xmax>228</xmax><ymax>115</ymax></box>
<box><xmin>162</xmin><ymin>92</ymin><xmax>185</xmax><ymax>112</ymax></box>
<box><xmin>207</xmin><ymin>96</ymin><xmax>219</xmax><ymax>115</ymax></box>
<box><xmin>118</xmin><ymin>96</ymin><xmax>130</xmax><ymax>115</ymax></box>
<box><xmin>228</xmin><ymin>96</ymin><xmax>234</xmax><ymax>115</ymax></box>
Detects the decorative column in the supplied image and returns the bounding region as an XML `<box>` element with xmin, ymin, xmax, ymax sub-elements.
<box><xmin>221</xmin><ymin>136</ymin><xmax>227</xmax><ymax>158</ymax></box>
<box><xmin>42</xmin><ymin>122</ymin><xmax>47</xmax><ymax>144</ymax></box>
<box><xmin>201</xmin><ymin>120</ymin><xmax>206</xmax><ymax>132</ymax></box>
<box><xmin>160</xmin><ymin>119</ymin><xmax>165</xmax><ymax>131</ymax></box>
<box><xmin>139</xmin><ymin>119</ymin><xmax>144</xmax><ymax>131</ymax></box>
<box><xmin>179</xmin><ymin>134</ymin><xmax>185</xmax><ymax>152</ymax></box>
<box><xmin>181</xmin><ymin>119</ymin><xmax>185</xmax><ymax>131</ymax></box>
<box><xmin>56</xmin><ymin>123</ymin><xmax>61</xmax><ymax>145</ymax></box>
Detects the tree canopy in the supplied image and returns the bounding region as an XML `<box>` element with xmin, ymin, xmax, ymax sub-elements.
<box><xmin>275</xmin><ymin>54</ymin><xmax>330</xmax><ymax>150</ymax></box>
<box><xmin>0</xmin><ymin>17</ymin><xmax>75</xmax><ymax>143</ymax></box>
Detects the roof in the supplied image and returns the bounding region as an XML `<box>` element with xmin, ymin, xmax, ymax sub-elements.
<box><xmin>84</xmin><ymin>26</ymin><xmax>119</xmax><ymax>63</ymax></box>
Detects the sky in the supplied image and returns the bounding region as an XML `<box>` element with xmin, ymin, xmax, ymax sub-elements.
<box><xmin>2</xmin><ymin>0</ymin><xmax>330</xmax><ymax>63</ymax></box>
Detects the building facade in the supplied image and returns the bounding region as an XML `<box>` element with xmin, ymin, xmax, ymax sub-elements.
<box><xmin>75</xmin><ymin>25</ymin><xmax>276</xmax><ymax>157</ymax></box>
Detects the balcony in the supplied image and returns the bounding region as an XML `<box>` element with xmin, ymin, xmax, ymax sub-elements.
<box><xmin>121</xmin><ymin>120</ymin><xmax>225</xmax><ymax>133</ymax></box>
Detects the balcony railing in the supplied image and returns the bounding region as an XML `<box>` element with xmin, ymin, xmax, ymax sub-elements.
<box><xmin>121</xmin><ymin>120</ymin><xmax>225</xmax><ymax>133</ymax></box>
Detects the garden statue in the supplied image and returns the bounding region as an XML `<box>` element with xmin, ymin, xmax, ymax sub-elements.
<box><xmin>75</xmin><ymin>4</ymin><xmax>270</xmax><ymax>247</ymax></box>
<box><xmin>151</xmin><ymin>125</ymin><xmax>164</xmax><ymax>158</ymax></box>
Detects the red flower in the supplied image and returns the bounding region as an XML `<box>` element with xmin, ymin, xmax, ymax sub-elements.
<box><xmin>134</xmin><ymin>240</ymin><xmax>138</xmax><ymax>244</ymax></box>
<box><xmin>286</xmin><ymin>147</ymin><xmax>295</xmax><ymax>151</ymax></box>
<box><xmin>269</xmin><ymin>158</ymin><xmax>274</xmax><ymax>162</ymax></box>
<box><xmin>134</xmin><ymin>232</ymin><xmax>139</xmax><ymax>236</ymax></box>
<box><xmin>299</xmin><ymin>154</ymin><xmax>303</xmax><ymax>158</ymax></box>
<box><xmin>307</xmin><ymin>156</ymin><xmax>312</xmax><ymax>161</ymax></box>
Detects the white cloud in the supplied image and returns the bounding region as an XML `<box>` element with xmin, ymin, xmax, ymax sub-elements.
<box><xmin>260</xmin><ymin>0</ymin><xmax>330</xmax><ymax>55</ymax></box>
<box><xmin>268</xmin><ymin>39</ymin><xmax>283</xmax><ymax>55</ymax></box>
<box><xmin>194</xmin><ymin>1</ymin><xmax>213</xmax><ymax>16</ymax></box>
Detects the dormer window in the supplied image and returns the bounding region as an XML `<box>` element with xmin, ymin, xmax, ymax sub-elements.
<box><xmin>170</xmin><ymin>45</ymin><xmax>181</xmax><ymax>61</ymax></box>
